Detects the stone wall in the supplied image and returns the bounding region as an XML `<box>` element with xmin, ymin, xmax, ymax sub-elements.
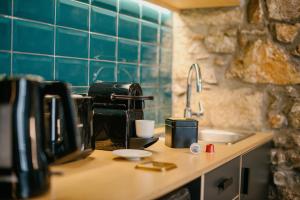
<box><xmin>172</xmin><ymin>0</ymin><xmax>300</xmax><ymax>199</ymax></box>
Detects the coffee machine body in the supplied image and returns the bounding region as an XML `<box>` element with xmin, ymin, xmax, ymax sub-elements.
<box><xmin>89</xmin><ymin>82</ymin><xmax>158</xmax><ymax>151</ymax></box>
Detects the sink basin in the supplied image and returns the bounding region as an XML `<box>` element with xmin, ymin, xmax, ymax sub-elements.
<box><xmin>198</xmin><ymin>129</ymin><xmax>255</xmax><ymax>144</ymax></box>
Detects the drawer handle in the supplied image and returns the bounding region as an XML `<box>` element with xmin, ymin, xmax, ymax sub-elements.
<box><xmin>241</xmin><ymin>168</ymin><xmax>250</xmax><ymax>194</ymax></box>
<box><xmin>217</xmin><ymin>177</ymin><xmax>233</xmax><ymax>191</ymax></box>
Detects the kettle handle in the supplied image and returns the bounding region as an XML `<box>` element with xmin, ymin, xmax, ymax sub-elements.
<box><xmin>43</xmin><ymin>82</ymin><xmax>80</xmax><ymax>164</ymax></box>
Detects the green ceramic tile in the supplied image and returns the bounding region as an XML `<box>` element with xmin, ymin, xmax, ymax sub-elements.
<box><xmin>117</xmin><ymin>63</ymin><xmax>138</xmax><ymax>82</ymax></box>
<box><xmin>0</xmin><ymin>52</ymin><xmax>11</xmax><ymax>75</ymax></box>
<box><xmin>91</xmin><ymin>6</ymin><xmax>116</xmax><ymax>36</ymax></box>
<box><xmin>159</xmin><ymin>67</ymin><xmax>172</xmax><ymax>86</ymax></box>
<box><xmin>144</xmin><ymin>109</ymin><xmax>157</xmax><ymax>122</ymax></box>
<box><xmin>0</xmin><ymin>16</ymin><xmax>11</xmax><ymax>51</ymax></box>
<box><xmin>158</xmin><ymin>107</ymin><xmax>172</xmax><ymax>125</ymax></box>
<box><xmin>160</xmin><ymin>48</ymin><xmax>172</xmax><ymax>66</ymax></box>
<box><xmin>142</xmin><ymin>87</ymin><xmax>159</xmax><ymax>108</ymax></box>
<box><xmin>13</xmin><ymin>54</ymin><xmax>54</xmax><ymax>80</ymax></box>
<box><xmin>90</xmin><ymin>34</ymin><xmax>116</xmax><ymax>61</ymax></box>
<box><xmin>56</xmin><ymin>0</ymin><xmax>89</xmax><ymax>30</ymax></box>
<box><xmin>142</xmin><ymin>4</ymin><xmax>159</xmax><ymax>23</ymax></box>
<box><xmin>55</xmin><ymin>58</ymin><xmax>88</xmax><ymax>86</ymax></box>
<box><xmin>118</xmin><ymin>15</ymin><xmax>139</xmax><ymax>40</ymax></box>
<box><xmin>90</xmin><ymin>61</ymin><xmax>115</xmax><ymax>83</ymax></box>
<box><xmin>91</xmin><ymin>0</ymin><xmax>117</xmax><ymax>11</ymax></box>
<box><xmin>72</xmin><ymin>87</ymin><xmax>89</xmax><ymax>94</ymax></box>
<box><xmin>141</xmin><ymin>21</ymin><xmax>158</xmax><ymax>43</ymax></box>
<box><xmin>159</xmin><ymin>86</ymin><xmax>172</xmax><ymax>107</ymax></box>
<box><xmin>142</xmin><ymin>87</ymin><xmax>158</xmax><ymax>96</ymax></box>
<box><xmin>140</xmin><ymin>66</ymin><xmax>159</xmax><ymax>86</ymax></box>
<box><xmin>140</xmin><ymin>44</ymin><xmax>157</xmax><ymax>65</ymax></box>
<box><xmin>14</xmin><ymin>0</ymin><xmax>55</xmax><ymax>23</ymax></box>
<box><xmin>119</xmin><ymin>0</ymin><xmax>140</xmax><ymax>18</ymax></box>
<box><xmin>160</xmin><ymin>26</ymin><xmax>172</xmax><ymax>49</ymax></box>
<box><xmin>13</xmin><ymin>19</ymin><xmax>54</xmax><ymax>54</ymax></box>
<box><xmin>118</xmin><ymin>39</ymin><xmax>138</xmax><ymax>63</ymax></box>
<box><xmin>0</xmin><ymin>0</ymin><xmax>12</xmax><ymax>15</ymax></box>
<box><xmin>161</xmin><ymin>11</ymin><xmax>172</xmax><ymax>27</ymax></box>
<box><xmin>56</xmin><ymin>27</ymin><xmax>88</xmax><ymax>58</ymax></box>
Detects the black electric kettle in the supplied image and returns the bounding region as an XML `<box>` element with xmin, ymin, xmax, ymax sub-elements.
<box><xmin>0</xmin><ymin>76</ymin><xmax>80</xmax><ymax>199</ymax></box>
<box><xmin>45</xmin><ymin>94</ymin><xmax>95</xmax><ymax>161</ymax></box>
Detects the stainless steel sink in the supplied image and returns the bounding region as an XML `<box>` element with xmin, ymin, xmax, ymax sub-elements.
<box><xmin>198</xmin><ymin>129</ymin><xmax>255</xmax><ymax>145</ymax></box>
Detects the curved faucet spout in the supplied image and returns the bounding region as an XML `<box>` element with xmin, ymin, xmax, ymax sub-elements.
<box><xmin>184</xmin><ymin>64</ymin><xmax>204</xmax><ymax>118</ymax></box>
<box><xmin>187</xmin><ymin>64</ymin><xmax>202</xmax><ymax>93</ymax></box>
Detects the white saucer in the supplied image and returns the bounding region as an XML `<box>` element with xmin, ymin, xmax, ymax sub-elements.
<box><xmin>112</xmin><ymin>149</ymin><xmax>152</xmax><ymax>160</ymax></box>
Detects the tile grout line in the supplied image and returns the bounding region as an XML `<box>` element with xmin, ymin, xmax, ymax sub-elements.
<box><xmin>157</xmin><ymin>11</ymin><xmax>161</xmax><ymax>74</ymax></box>
<box><xmin>137</xmin><ymin>1</ymin><xmax>142</xmax><ymax>84</ymax></box>
<box><xmin>115</xmin><ymin>0</ymin><xmax>120</xmax><ymax>82</ymax></box>
<box><xmin>157</xmin><ymin>11</ymin><xmax>162</xmax><ymax>121</ymax></box>
<box><xmin>10</xmin><ymin>0</ymin><xmax>14</xmax><ymax>76</ymax></box>
<box><xmin>87</xmin><ymin>0</ymin><xmax>91</xmax><ymax>86</ymax></box>
<box><xmin>65</xmin><ymin>84</ymin><xmax>159</xmax><ymax>88</ymax></box>
<box><xmin>156</xmin><ymin>11</ymin><xmax>160</xmax><ymax>120</ymax></box>
<box><xmin>53</xmin><ymin>0</ymin><xmax>57</xmax><ymax>80</ymax></box>
<box><xmin>1</xmin><ymin>14</ymin><xmax>164</xmax><ymax>48</ymax></box>
<box><xmin>0</xmin><ymin>12</ymin><xmax>165</xmax><ymax>32</ymax></box>
<box><xmin>3</xmin><ymin>49</ymin><xmax>158</xmax><ymax>67</ymax></box>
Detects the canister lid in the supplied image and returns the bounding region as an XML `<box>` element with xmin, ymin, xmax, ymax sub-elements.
<box><xmin>165</xmin><ymin>118</ymin><xmax>198</xmax><ymax>127</ymax></box>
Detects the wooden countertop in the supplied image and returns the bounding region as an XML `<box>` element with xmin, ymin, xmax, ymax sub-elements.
<box><xmin>38</xmin><ymin>132</ymin><xmax>273</xmax><ymax>200</ymax></box>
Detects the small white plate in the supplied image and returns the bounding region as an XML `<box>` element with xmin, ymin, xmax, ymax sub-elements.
<box><xmin>112</xmin><ymin>149</ymin><xmax>152</xmax><ymax>160</ymax></box>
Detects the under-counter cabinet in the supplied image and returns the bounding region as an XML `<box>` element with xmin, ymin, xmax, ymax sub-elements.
<box><xmin>201</xmin><ymin>142</ymin><xmax>271</xmax><ymax>200</ymax></box>
<box><xmin>163</xmin><ymin>141</ymin><xmax>271</xmax><ymax>200</ymax></box>
<box><xmin>203</xmin><ymin>157</ymin><xmax>240</xmax><ymax>200</ymax></box>
<box><xmin>160</xmin><ymin>177</ymin><xmax>201</xmax><ymax>200</ymax></box>
<box><xmin>240</xmin><ymin>142</ymin><xmax>271</xmax><ymax>200</ymax></box>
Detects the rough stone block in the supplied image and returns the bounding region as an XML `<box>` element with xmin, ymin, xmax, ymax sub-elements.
<box><xmin>247</xmin><ymin>0</ymin><xmax>264</xmax><ymax>24</ymax></box>
<box><xmin>292</xmin><ymin>44</ymin><xmax>300</xmax><ymax>57</ymax></box>
<box><xmin>288</xmin><ymin>102</ymin><xmax>300</xmax><ymax>129</ymax></box>
<box><xmin>275</xmin><ymin>23</ymin><xmax>299</xmax><ymax>43</ymax></box>
<box><xmin>266</xmin><ymin>0</ymin><xmax>300</xmax><ymax>21</ymax></box>
<box><xmin>194</xmin><ymin>88</ymin><xmax>264</xmax><ymax>130</ymax></box>
<box><xmin>268</xmin><ymin>111</ymin><xmax>288</xmax><ymax>129</ymax></box>
<box><xmin>226</xmin><ymin>39</ymin><xmax>300</xmax><ymax>85</ymax></box>
<box><xmin>273</xmin><ymin>131</ymin><xmax>295</xmax><ymax>149</ymax></box>
<box><xmin>180</xmin><ymin>7</ymin><xmax>242</xmax><ymax>26</ymax></box>
<box><xmin>237</xmin><ymin>28</ymin><xmax>268</xmax><ymax>48</ymax></box>
<box><xmin>204</xmin><ymin>35</ymin><xmax>236</xmax><ymax>53</ymax></box>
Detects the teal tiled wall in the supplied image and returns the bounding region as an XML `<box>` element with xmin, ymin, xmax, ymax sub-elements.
<box><xmin>0</xmin><ymin>0</ymin><xmax>172</xmax><ymax>125</ymax></box>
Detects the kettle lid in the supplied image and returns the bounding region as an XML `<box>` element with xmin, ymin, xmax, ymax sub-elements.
<box><xmin>0</xmin><ymin>75</ymin><xmax>44</xmax><ymax>82</ymax></box>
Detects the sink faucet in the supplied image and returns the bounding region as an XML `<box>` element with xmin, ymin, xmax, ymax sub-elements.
<box><xmin>184</xmin><ymin>63</ymin><xmax>204</xmax><ymax>118</ymax></box>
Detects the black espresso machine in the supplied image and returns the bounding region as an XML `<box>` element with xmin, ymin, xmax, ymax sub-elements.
<box><xmin>88</xmin><ymin>82</ymin><xmax>159</xmax><ymax>150</ymax></box>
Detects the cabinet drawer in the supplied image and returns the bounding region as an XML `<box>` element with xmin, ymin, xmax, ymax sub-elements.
<box><xmin>204</xmin><ymin>157</ymin><xmax>240</xmax><ymax>200</ymax></box>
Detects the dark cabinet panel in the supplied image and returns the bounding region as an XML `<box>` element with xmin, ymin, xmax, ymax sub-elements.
<box><xmin>240</xmin><ymin>142</ymin><xmax>271</xmax><ymax>200</ymax></box>
<box><xmin>159</xmin><ymin>177</ymin><xmax>201</xmax><ymax>200</ymax></box>
<box><xmin>204</xmin><ymin>157</ymin><xmax>240</xmax><ymax>200</ymax></box>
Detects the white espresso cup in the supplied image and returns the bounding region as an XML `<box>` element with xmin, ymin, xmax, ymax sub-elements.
<box><xmin>135</xmin><ymin>120</ymin><xmax>155</xmax><ymax>138</ymax></box>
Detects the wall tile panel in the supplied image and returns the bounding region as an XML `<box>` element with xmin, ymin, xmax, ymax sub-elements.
<box><xmin>0</xmin><ymin>0</ymin><xmax>173</xmax><ymax>124</ymax></box>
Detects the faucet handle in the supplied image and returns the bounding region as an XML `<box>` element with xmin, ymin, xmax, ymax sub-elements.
<box><xmin>192</xmin><ymin>101</ymin><xmax>204</xmax><ymax>117</ymax></box>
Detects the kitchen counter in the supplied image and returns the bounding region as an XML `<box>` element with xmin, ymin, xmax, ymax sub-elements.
<box><xmin>37</xmin><ymin>132</ymin><xmax>272</xmax><ymax>200</ymax></box>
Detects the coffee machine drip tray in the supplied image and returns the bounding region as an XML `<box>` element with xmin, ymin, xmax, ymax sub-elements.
<box><xmin>95</xmin><ymin>136</ymin><xmax>159</xmax><ymax>151</ymax></box>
